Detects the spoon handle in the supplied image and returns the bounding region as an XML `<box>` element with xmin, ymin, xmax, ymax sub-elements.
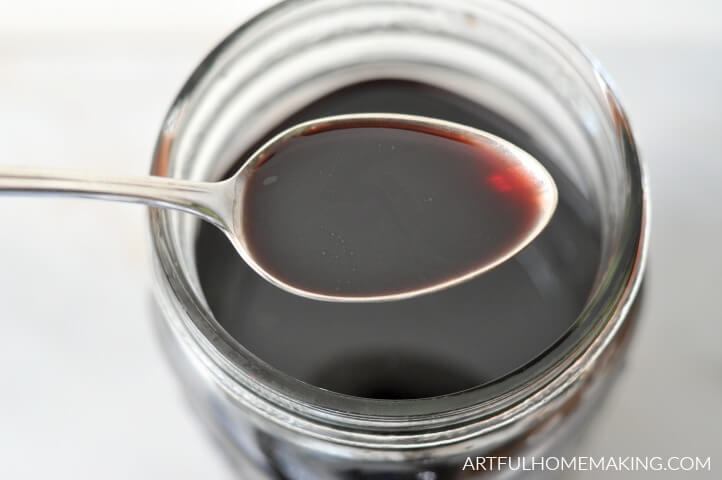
<box><xmin>0</xmin><ymin>167</ymin><xmax>233</xmax><ymax>229</ymax></box>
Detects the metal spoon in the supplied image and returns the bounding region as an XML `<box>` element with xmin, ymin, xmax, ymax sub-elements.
<box><xmin>0</xmin><ymin>114</ymin><xmax>557</xmax><ymax>302</ymax></box>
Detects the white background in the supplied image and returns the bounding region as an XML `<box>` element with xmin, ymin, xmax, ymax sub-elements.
<box><xmin>1</xmin><ymin>1</ymin><xmax>720</xmax><ymax>478</ymax></box>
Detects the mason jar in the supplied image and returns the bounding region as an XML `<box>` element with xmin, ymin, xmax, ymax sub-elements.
<box><xmin>149</xmin><ymin>0</ymin><xmax>648</xmax><ymax>477</ymax></box>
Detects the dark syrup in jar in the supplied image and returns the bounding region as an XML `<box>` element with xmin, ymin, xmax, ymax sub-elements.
<box><xmin>243</xmin><ymin>122</ymin><xmax>546</xmax><ymax>298</ymax></box>
<box><xmin>196</xmin><ymin>80</ymin><xmax>601</xmax><ymax>399</ymax></box>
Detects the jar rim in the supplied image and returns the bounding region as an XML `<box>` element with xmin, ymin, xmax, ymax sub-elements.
<box><xmin>149</xmin><ymin>0</ymin><xmax>648</xmax><ymax>444</ymax></box>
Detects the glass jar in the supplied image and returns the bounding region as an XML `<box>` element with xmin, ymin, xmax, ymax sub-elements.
<box><xmin>149</xmin><ymin>0</ymin><xmax>648</xmax><ymax>478</ymax></box>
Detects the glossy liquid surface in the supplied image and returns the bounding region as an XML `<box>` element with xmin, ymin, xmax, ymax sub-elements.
<box><xmin>243</xmin><ymin>124</ymin><xmax>546</xmax><ymax>298</ymax></box>
<box><xmin>197</xmin><ymin>80</ymin><xmax>601</xmax><ymax>399</ymax></box>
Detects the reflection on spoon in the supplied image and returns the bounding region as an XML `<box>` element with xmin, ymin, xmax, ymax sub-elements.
<box><xmin>0</xmin><ymin>114</ymin><xmax>557</xmax><ymax>302</ymax></box>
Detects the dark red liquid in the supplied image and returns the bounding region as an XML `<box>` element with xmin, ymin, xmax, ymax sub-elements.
<box><xmin>196</xmin><ymin>80</ymin><xmax>601</xmax><ymax>399</ymax></box>
<box><xmin>243</xmin><ymin>123</ymin><xmax>545</xmax><ymax>298</ymax></box>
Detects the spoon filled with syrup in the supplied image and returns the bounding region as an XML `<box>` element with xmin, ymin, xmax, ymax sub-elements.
<box><xmin>0</xmin><ymin>114</ymin><xmax>557</xmax><ymax>302</ymax></box>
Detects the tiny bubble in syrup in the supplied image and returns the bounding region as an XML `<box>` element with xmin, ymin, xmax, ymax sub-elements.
<box><xmin>262</xmin><ymin>176</ymin><xmax>278</xmax><ymax>186</ymax></box>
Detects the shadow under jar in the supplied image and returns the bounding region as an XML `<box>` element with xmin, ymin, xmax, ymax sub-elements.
<box><xmin>150</xmin><ymin>1</ymin><xmax>647</xmax><ymax>478</ymax></box>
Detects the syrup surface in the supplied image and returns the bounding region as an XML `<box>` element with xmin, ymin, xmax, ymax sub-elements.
<box><xmin>243</xmin><ymin>124</ymin><xmax>544</xmax><ymax>298</ymax></box>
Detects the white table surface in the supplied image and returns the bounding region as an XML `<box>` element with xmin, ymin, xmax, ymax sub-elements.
<box><xmin>1</xmin><ymin>1</ymin><xmax>720</xmax><ymax>478</ymax></box>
